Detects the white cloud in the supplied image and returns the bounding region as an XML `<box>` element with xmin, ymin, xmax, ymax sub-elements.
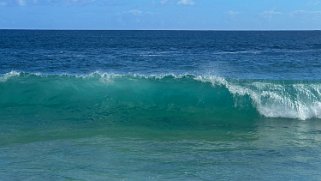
<box><xmin>291</xmin><ymin>10</ymin><xmax>321</xmax><ymax>16</ymax></box>
<box><xmin>0</xmin><ymin>1</ymin><xmax>7</xmax><ymax>6</ymax></box>
<box><xmin>1</xmin><ymin>0</ymin><xmax>96</xmax><ymax>6</ymax></box>
<box><xmin>67</xmin><ymin>0</ymin><xmax>96</xmax><ymax>3</ymax></box>
<box><xmin>177</xmin><ymin>0</ymin><xmax>194</xmax><ymax>6</ymax></box>
<box><xmin>260</xmin><ymin>9</ymin><xmax>321</xmax><ymax>19</ymax></box>
<box><xmin>127</xmin><ymin>9</ymin><xmax>143</xmax><ymax>16</ymax></box>
<box><xmin>308</xmin><ymin>0</ymin><xmax>321</xmax><ymax>6</ymax></box>
<box><xmin>261</xmin><ymin>10</ymin><xmax>282</xmax><ymax>19</ymax></box>
<box><xmin>16</xmin><ymin>0</ymin><xmax>26</xmax><ymax>6</ymax></box>
<box><xmin>226</xmin><ymin>10</ymin><xmax>240</xmax><ymax>17</ymax></box>
<box><xmin>160</xmin><ymin>0</ymin><xmax>169</xmax><ymax>5</ymax></box>
<box><xmin>160</xmin><ymin>0</ymin><xmax>195</xmax><ymax>5</ymax></box>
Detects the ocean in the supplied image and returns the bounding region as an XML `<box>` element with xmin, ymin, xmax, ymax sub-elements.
<box><xmin>1</xmin><ymin>30</ymin><xmax>321</xmax><ymax>180</ymax></box>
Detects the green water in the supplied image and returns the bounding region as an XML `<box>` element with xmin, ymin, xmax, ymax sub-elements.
<box><xmin>1</xmin><ymin>73</ymin><xmax>321</xmax><ymax>180</ymax></box>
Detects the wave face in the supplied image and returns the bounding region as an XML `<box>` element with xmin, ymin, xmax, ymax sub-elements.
<box><xmin>1</xmin><ymin>72</ymin><xmax>321</xmax><ymax>124</ymax></box>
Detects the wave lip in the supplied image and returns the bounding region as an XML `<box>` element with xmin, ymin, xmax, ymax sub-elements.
<box><xmin>197</xmin><ymin>76</ymin><xmax>321</xmax><ymax>120</ymax></box>
<box><xmin>0</xmin><ymin>71</ymin><xmax>21</xmax><ymax>82</ymax></box>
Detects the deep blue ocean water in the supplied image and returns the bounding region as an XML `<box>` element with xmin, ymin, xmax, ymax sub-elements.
<box><xmin>1</xmin><ymin>30</ymin><xmax>321</xmax><ymax>180</ymax></box>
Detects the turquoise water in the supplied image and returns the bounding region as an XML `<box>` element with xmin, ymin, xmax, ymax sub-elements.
<box><xmin>1</xmin><ymin>30</ymin><xmax>321</xmax><ymax>180</ymax></box>
<box><xmin>1</xmin><ymin>73</ymin><xmax>321</xmax><ymax>180</ymax></box>
<box><xmin>2</xmin><ymin>120</ymin><xmax>321</xmax><ymax>180</ymax></box>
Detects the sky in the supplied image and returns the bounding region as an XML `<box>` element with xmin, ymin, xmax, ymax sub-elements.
<box><xmin>1</xmin><ymin>0</ymin><xmax>321</xmax><ymax>30</ymax></box>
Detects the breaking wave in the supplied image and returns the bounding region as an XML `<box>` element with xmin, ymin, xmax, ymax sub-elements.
<box><xmin>1</xmin><ymin>71</ymin><xmax>321</xmax><ymax>121</ymax></box>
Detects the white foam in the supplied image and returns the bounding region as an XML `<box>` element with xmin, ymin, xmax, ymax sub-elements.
<box><xmin>195</xmin><ymin>75</ymin><xmax>321</xmax><ymax>120</ymax></box>
<box><xmin>0</xmin><ymin>71</ymin><xmax>21</xmax><ymax>82</ymax></box>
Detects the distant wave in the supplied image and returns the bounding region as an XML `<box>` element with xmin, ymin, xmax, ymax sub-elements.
<box><xmin>1</xmin><ymin>71</ymin><xmax>321</xmax><ymax>120</ymax></box>
<box><xmin>211</xmin><ymin>48</ymin><xmax>321</xmax><ymax>55</ymax></box>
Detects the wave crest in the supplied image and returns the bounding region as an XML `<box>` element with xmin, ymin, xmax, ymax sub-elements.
<box><xmin>197</xmin><ymin>76</ymin><xmax>321</xmax><ymax>120</ymax></box>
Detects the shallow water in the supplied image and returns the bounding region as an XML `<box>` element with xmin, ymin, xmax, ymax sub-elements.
<box><xmin>1</xmin><ymin>119</ymin><xmax>321</xmax><ymax>180</ymax></box>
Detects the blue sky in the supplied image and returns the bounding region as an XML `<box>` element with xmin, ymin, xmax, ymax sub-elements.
<box><xmin>1</xmin><ymin>0</ymin><xmax>321</xmax><ymax>30</ymax></box>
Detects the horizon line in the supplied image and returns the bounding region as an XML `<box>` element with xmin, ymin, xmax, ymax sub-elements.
<box><xmin>1</xmin><ymin>28</ymin><xmax>321</xmax><ymax>31</ymax></box>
